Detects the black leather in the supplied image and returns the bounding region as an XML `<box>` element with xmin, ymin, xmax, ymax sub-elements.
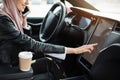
<box><xmin>62</xmin><ymin>43</ymin><xmax>120</xmax><ymax>80</ymax></box>
<box><xmin>61</xmin><ymin>75</ymin><xmax>89</xmax><ymax>80</ymax></box>
<box><xmin>90</xmin><ymin>43</ymin><xmax>120</xmax><ymax>80</ymax></box>
<box><xmin>0</xmin><ymin>65</ymin><xmax>33</xmax><ymax>80</ymax></box>
<box><xmin>32</xmin><ymin>72</ymin><xmax>54</xmax><ymax>80</ymax></box>
<box><xmin>0</xmin><ymin>14</ymin><xmax>65</xmax><ymax>64</ymax></box>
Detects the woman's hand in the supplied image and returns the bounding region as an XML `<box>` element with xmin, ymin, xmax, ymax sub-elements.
<box><xmin>66</xmin><ymin>43</ymin><xmax>98</xmax><ymax>54</ymax></box>
<box><xmin>22</xmin><ymin>16</ymin><xmax>27</xmax><ymax>27</ymax></box>
<box><xmin>22</xmin><ymin>6</ymin><xmax>30</xmax><ymax>28</ymax></box>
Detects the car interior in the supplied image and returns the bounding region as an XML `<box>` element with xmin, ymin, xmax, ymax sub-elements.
<box><xmin>0</xmin><ymin>0</ymin><xmax>120</xmax><ymax>80</ymax></box>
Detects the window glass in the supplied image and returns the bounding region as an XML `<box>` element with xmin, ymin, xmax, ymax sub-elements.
<box><xmin>29</xmin><ymin>0</ymin><xmax>60</xmax><ymax>17</ymax></box>
<box><xmin>0</xmin><ymin>0</ymin><xmax>2</xmax><ymax>3</ymax></box>
<box><xmin>85</xmin><ymin>0</ymin><xmax>120</xmax><ymax>14</ymax></box>
<box><xmin>0</xmin><ymin>0</ymin><xmax>62</xmax><ymax>17</ymax></box>
<box><xmin>0</xmin><ymin>0</ymin><xmax>2</xmax><ymax>5</ymax></box>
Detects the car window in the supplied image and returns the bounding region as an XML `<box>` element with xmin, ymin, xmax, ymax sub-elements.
<box><xmin>0</xmin><ymin>0</ymin><xmax>2</xmax><ymax>5</ymax></box>
<box><xmin>0</xmin><ymin>1</ymin><xmax>1</xmax><ymax>2</ymax></box>
<box><xmin>85</xmin><ymin>0</ymin><xmax>120</xmax><ymax>14</ymax></box>
<box><xmin>29</xmin><ymin>0</ymin><xmax>60</xmax><ymax>17</ymax></box>
<box><xmin>0</xmin><ymin>0</ymin><xmax>60</xmax><ymax>18</ymax></box>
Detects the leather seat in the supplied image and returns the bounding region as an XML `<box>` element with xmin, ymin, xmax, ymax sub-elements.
<box><xmin>0</xmin><ymin>64</ymin><xmax>54</xmax><ymax>80</ymax></box>
<box><xmin>32</xmin><ymin>72</ymin><xmax>54</xmax><ymax>80</ymax></box>
<box><xmin>0</xmin><ymin>57</ymin><xmax>58</xmax><ymax>80</ymax></box>
<box><xmin>0</xmin><ymin>64</ymin><xmax>33</xmax><ymax>80</ymax></box>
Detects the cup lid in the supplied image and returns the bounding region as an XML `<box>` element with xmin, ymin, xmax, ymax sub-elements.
<box><xmin>18</xmin><ymin>51</ymin><xmax>33</xmax><ymax>59</ymax></box>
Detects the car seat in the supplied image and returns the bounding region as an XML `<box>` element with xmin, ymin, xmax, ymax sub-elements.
<box><xmin>0</xmin><ymin>64</ymin><xmax>33</xmax><ymax>80</ymax></box>
<box><xmin>0</xmin><ymin>64</ymin><xmax>55</xmax><ymax>80</ymax></box>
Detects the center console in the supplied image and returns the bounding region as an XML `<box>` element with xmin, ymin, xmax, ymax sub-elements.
<box><xmin>0</xmin><ymin>65</ymin><xmax>33</xmax><ymax>80</ymax></box>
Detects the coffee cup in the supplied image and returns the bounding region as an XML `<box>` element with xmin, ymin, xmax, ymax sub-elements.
<box><xmin>18</xmin><ymin>51</ymin><xmax>33</xmax><ymax>71</ymax></box>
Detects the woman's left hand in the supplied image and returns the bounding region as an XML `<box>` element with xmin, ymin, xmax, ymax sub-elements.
<box><xmin>22</xmin><ymin>16</ymin><xmax>27</xmax><ymax>27</ymax></box>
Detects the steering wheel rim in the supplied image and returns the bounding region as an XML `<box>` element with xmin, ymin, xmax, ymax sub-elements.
<box><xmin>39</xmin><ymin>2</ymin><xmax>66</xmax><ymax>42</ymax></box>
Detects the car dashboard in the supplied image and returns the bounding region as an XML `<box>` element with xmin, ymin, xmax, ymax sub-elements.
<box><xmin>65</xmin><ymin>6</ymin><xmax>120</xmax><ymax>72</ymax></box>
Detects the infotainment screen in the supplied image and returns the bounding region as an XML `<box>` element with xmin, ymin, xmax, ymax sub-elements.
<box><xmin>78</xmin><ymin>16</ymin><xmax>91</xmax><ymax>30</ymax></box>
<box><xmin>82</xmin><ymin>19</ymin><xmax>115</xmax><ymax>65</ymax></box>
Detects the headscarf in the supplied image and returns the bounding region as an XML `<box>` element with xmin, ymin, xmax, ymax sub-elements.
<box><xmin>0</xmin><ymin>0</ymin><xmax>23</xmax><ymax>32</ymax></box>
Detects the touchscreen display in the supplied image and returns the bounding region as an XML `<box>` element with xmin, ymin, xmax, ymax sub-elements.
<box><xmin>78</xmin><ymin>17</ymin><xmax>91</xmax><ymax>30</ymax></box>
<box><xmin>82</xmin><ymin>19</ymin><xmax>115</xmax><ymax>65</ymax></box>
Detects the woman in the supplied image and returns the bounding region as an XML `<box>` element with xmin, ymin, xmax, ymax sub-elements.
<box><xmin>0</xmin><ymin>0</ymin><xmax>97</xmax><ymax>79</ymax></box>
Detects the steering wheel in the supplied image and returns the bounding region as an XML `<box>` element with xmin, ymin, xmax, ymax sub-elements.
<box><xmin>39</xmin><ymin>2</ymin><xmax>66</xmax><ymax>42</ymax></box>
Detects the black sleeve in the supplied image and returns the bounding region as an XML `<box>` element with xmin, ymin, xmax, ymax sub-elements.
<box><xmin>0</xmin><ymin>16</ymin><xmax>65</xmax><ymax>54</ymax></box>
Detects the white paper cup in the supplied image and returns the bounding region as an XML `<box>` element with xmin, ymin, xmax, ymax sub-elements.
<box><xmin>18</xmin><ymin>51</ymin><xmax>33</xmax><ymax>71</ymax></box>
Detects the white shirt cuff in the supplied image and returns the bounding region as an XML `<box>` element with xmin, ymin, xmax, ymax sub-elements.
<box><xmin>46</xmin><ymin>47</ymin><xmax>67</xmax><ymax>60</ymax></box>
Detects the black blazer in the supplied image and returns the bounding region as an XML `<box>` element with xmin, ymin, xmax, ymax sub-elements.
<box><xmin>0</xmin><ymin>14</ymin><xmax>65</xmax><ymax>64</ymax></box>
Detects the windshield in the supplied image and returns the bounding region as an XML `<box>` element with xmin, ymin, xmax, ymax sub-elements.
<box><xmin>29</xmin><ymin>0</ymin><xmax>60</xmax><ymax>17</ymax></box>
<box><xmin>85</xmin><ymin>0</ymin><xmax>120</xmax><ymax>14</ymax></box>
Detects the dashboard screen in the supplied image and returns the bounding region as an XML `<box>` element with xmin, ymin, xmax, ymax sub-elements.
<box><xmin>78</xmin><ymin>17</ymin><xmax>91</xmax><ymax>30</ymax></box>
<box><xmin>82</xmin><ymin>19</ymin><xmax>115</xmax><ymax>65</ymax></box>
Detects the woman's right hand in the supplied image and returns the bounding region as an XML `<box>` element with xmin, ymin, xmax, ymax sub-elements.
<box><xmin>66</xmin><ymin>43</ymin><xmax>98</xmax><ymax>54</ymax></box>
